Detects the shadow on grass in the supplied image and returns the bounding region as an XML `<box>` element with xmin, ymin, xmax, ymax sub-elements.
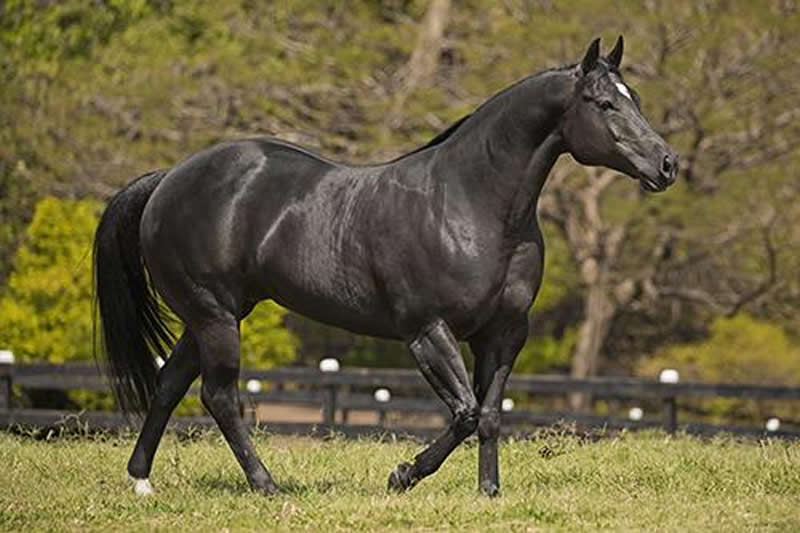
<box><xmin>191</xmin><ymin>473</ymin><xmax>344</xmax><ymax>497</ymax></box>
<box><xmin>276</xmin><ymin>477</ymin><xmax>340</xmax><ymax>496</ymax></box>
<box><xmin>191</xmin><ymin>475</ymin><xmax>251</xmax><ymax>495</ymax></box>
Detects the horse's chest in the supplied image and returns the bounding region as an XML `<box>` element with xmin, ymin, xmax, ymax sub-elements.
<box><xmin>412</xmin><ymin>236</ymin><xmax>545</xmax><ymax>338</ymax></box>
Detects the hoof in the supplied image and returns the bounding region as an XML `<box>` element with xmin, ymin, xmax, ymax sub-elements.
<box><xmin>479</xmin><ymin>480</ymin><xmax>500</xmax><ymax>498</ymax></box>
<box><xmin>387</xmin><ymin>462</ymin><xmax>416</xmax><ymax>493</ymax></box>
<box><xmin>251</xmin><ymin>474</ymin><xmax>280</xmax><ymax>496</ymax></box>
<box><xmin>257</xmin><ymin>482</ymin><xmax>280</xmax><ymax>497</ymax></box>
<box><xmin>130</xmin><ymin>477</ymin><xmax>154</xmax><ymax>496</ymax></box>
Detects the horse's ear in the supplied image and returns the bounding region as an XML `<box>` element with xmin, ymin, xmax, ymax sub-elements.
<box><xmin>607</xmin><ymin>35</ymin><xmax>624</xmax><ymax>69</ymax></box>
<box><xmin>580</xmin><ymin>38</ymin><xmax>601</xmax><ymax>75</ymax></box>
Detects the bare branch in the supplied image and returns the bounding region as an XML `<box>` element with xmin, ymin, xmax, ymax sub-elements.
<box><xmin>724</xmin><ymin>224</ymin><xmax>778</xmax><ymax>316</ymax></box>
<box><xmin>388</xmin><ymin>0</ymin><xmax>451</xmax><ymax>126</ymax></box>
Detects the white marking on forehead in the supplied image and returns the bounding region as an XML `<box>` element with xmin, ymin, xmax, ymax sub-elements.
<box><xmin>615</xmin><ymin>82</ymin><xmax>632</xmax><ymax>100</ymax></box>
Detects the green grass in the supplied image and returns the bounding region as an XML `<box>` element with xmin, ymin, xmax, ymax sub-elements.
<box><xmin>1</xmin><ymin>428</ymin><xmax>798</xmax><ymax>532</ymax></box>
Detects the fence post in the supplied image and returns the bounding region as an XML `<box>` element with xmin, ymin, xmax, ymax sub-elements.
<box><xmin>319</xmin><ymin>358</ymin><xmax>340</xmax><ymax>426</ymax></box>
<box><xmin>659</xmin><ymin>369</ymin><xmax>679</xmax><ymax>434</ymax></box>
<box><xmin>0</xmin><ymin>350</ymin><xmax>14</xmax><ymax>411</ymax></box>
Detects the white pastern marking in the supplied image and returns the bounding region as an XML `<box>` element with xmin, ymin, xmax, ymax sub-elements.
<box><xmin>131</xmin><ymin>477</ymin><xmax>154</xmax><ymax>496</ymax></box>
<box><xmin>615</xmin><ymin>82</ymin><xmax>632</xmax><ymax>100</ymax></box>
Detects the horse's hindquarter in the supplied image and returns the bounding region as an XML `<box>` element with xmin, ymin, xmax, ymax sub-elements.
<box><xmin>140</xmin><ymin>139</ymin><xmax>344</xmax><ymax>320</ymax></box>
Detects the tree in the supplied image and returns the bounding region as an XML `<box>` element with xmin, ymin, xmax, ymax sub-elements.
<box><xmin>0</xmin><ymin>161</ymin><xmax>35</xmax><ymax>285</ymax></box>
<box><xmin>0</xmin><ymin>196</ymin><xmax>100</xmax><ymax>363</ymax></box>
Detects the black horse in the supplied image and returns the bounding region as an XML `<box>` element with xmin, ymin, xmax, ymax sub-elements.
<box><xmin>94</xmin><ymin>37</ymin><xmax>677</xmax><ymax>497</ymax></box>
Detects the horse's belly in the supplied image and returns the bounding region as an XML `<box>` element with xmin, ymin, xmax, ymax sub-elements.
<box><xmin>261</xmin><ymin>263</ymin><xmax>398</xmax><ymax>338</ymax></box>
<box><xmin>254</xmin><ymin>215</ymin><xmax>399</xmax><ymax>338</ymax></box>
<box><xmin>274</xmin><ymin>290</ymin><xmax>399</xmax><ymax>339</ymax></box>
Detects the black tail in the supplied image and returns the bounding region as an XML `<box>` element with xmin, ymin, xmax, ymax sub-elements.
<box><xmin>93</xmin><ymin>169</ymin><xmax>175</xmax><ymax>414</ymax></box>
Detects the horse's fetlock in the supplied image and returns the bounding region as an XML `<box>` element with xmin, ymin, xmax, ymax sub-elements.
<box><xmin>127</xmin><ymin>453</ymin><xmax>149</xmax><ymax>480</ymax></box>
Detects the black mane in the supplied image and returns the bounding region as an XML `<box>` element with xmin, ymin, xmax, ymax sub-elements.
<box><xmin>404</xmin><ymin>113</ymin><xmax>473</xmax><ymax>157</ymax></box>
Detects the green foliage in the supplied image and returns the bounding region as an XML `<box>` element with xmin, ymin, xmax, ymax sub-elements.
<box><xmin>0</xmin><ymin>196</ymin><xmax>104</xmax><ymax>407</ymax></box>
<box><xmin>534</xmin><ymin>221</ymin><xmax>579</xmax><ymax>313</ymax></box>
<box><xmin>0</xmin><ymin>196</ymin><xmax>100</xmax><ymax>364</ymax></box>
<box><xmin>1</xmin><ymin>0</ymin><xmax>152</xmax><ymax>76</ymax></box>
<box><xmin>0</xmin><ymin>161</ymin><xmax>36</xmax><ymax>284</ymax></box>
<box><xmin>515</xmin><ymin>328</ymin><xmax>577</xmax><ymax>375</ymax></box>
<box><xmin>240</xmin><ymin>301</ymin><xmax>298</xmax><ymax>369</ymax></box>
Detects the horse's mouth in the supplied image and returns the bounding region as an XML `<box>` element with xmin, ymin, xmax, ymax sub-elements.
<box><xmin>639</xmin><ymin>174</ymin><xmax>668</xmax><ymax>193</ymax></box>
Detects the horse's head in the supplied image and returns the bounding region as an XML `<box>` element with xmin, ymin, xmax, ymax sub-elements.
<box><xmin>561</xmin><ymin>36</ymin><xmax>678</xmax><ymax>192</ymax></box>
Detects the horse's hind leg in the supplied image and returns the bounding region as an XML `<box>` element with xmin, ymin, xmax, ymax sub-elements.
<box><xmin>193</xmin><ymin>313</ymin><xmax>278</xmax><ymax>495</ymax></box>
<box><xmin>387</xmin><ymin>319</ymin><xmax>479</xmax><ymax>492</ymax></box>
<box><xmin>127</xmin><ymin>331</ymin><xmax>201</xmax><ymax>494</ymax></box>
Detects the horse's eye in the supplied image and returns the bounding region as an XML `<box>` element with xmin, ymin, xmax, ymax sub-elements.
<box><xmin>598</xmin><ymin>100</ymin><xmax>614</xmax><ymax>111</ymax></box>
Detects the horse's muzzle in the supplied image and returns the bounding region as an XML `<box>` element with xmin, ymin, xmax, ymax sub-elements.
<box><xmin>659</xmin><ymin>152</ymin><xmax>679</xmax><ymax>186</ymax></box>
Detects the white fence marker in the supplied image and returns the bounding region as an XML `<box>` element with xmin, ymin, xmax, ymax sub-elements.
<box><xmin>319</xmin><ymin>358</ymin><xmax>340</xmax><ymax>373</ymax></box>
<box><xmin>245</xmin><ymin>379</ymin><xmax>262</xmax><ymax>394</ymax></box>
<box><xmin>374</xmin><ymin>388</ymin><xmax>391</xmax><ymax>403</ymax></box>
<box><xmin>659</xmin><ymin>368</ymin><xmax>680</xmax><ymax>384</ymax></box>
<box><xmin>765</xmin><ymin>417</ymin><xmax>781</xmax><ymax>432</ymax></box>
<box><xmin>501</xmin><ymin>398</ymin><xmax>515</xmax><ymax>412</ymax></box>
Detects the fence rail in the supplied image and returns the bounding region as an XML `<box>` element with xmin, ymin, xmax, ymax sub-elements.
<box><xmin>1</xmin><ymin>361</ymin><xmax>799</xmax><ymax>439</ymax></box>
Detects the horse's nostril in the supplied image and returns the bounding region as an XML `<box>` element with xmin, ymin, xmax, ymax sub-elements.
<box><xmin>662</xmin><ymin>155</ymin><xmax>673</xmax><ymax>174</ymax></box>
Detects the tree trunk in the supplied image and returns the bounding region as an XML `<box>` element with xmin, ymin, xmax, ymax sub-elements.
<box><xmin>569</xmin><ymin>274</ymin><xmax>617</xmax><ymax>411</ymax></box>
<box><xmin>388</xmin><ymin>0</ymin><xmax>451</xmax><ymax>125</ymax></box>
<box><xmin>401</xmin><ymin>0</ymin><xmax>451</xmax><ymax>90</ymax></box>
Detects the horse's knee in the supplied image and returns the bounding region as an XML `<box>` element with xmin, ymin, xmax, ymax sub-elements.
<box><xmin>453</xmin><ymin>405</ymin><xmax>480</xmax><ymax>439</ymax></box>
<box><xmin>478</xmin><ymin>407</ymin><xmax>501</xmax><ymax>442</ymax></box>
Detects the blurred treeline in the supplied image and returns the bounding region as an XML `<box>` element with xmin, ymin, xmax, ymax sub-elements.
<box><xmin>1</xmin><ymin>0</ymin><xmax>799</xmax><ymax>416</ymax></box>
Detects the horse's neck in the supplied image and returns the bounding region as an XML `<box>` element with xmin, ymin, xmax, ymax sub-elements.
<box><xmin>435</xmin><ymin>72</ymin><xmax>571</xmax><ymax>238</ymax></box>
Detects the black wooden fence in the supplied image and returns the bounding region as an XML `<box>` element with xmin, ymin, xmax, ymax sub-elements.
<box><xmin>1</xmin><ymin>360</ymin><xmax>799</xmax><ymax>439</ymax></box>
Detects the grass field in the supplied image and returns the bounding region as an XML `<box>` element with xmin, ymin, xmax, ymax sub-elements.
<box><xmin>1</xmin><ymin>428</ymin><xmax>798</xmax><ymax>532</ymax></box>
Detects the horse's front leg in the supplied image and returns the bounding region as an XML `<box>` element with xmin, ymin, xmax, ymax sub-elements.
<box><xmin>469</xmin><ymin>311</ymin><xmax>528</xmax><ymax>497</ymax></box>
<box><xmin>387</xmin><ymin>319</ymin><xmax>479</xmax><ymax>492</ymax></box>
